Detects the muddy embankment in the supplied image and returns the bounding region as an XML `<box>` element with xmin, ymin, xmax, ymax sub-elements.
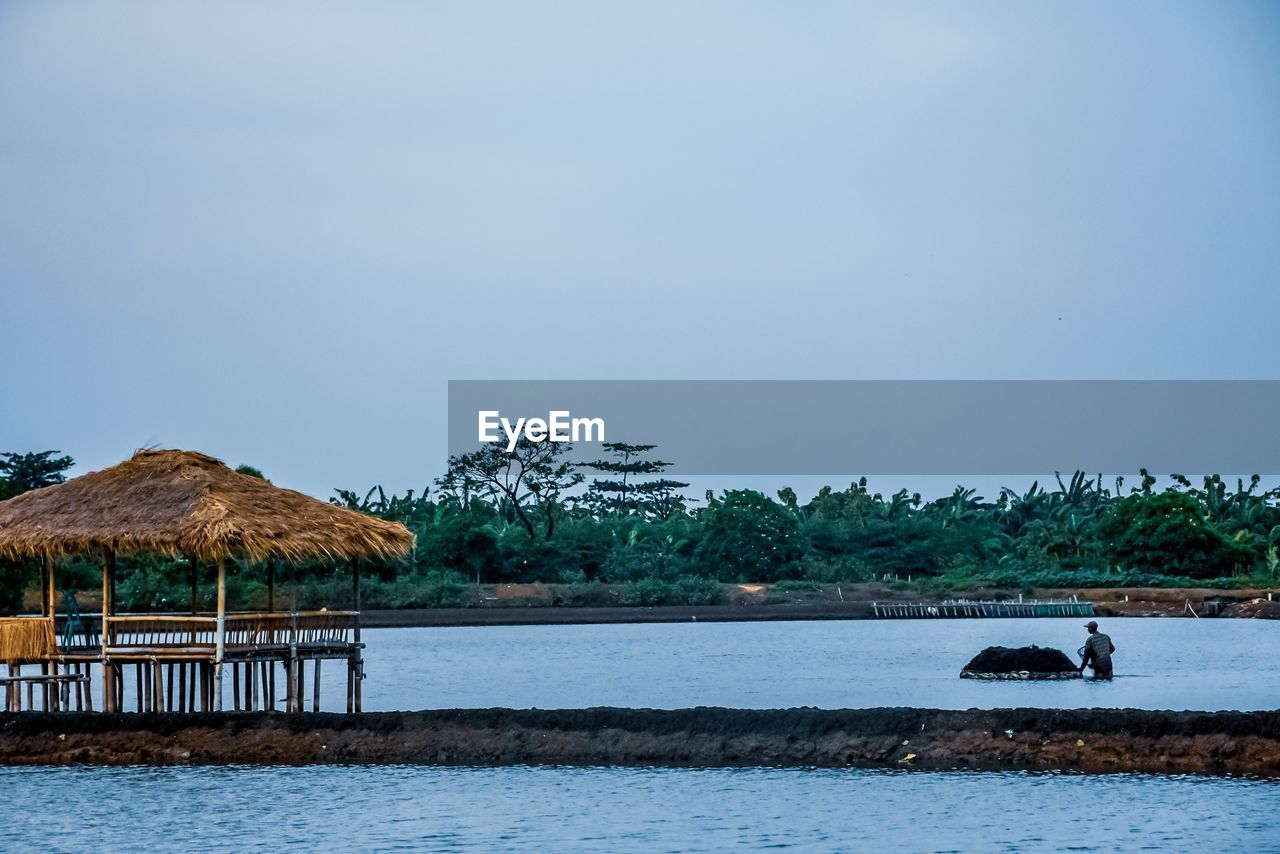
<box><xmin>2</xmin><ymin>707</ymin><xmax>1278</xmax><ymax>776</ymax></box>
<box><xmin>359</xmin><ymin>586</ymin><xmax>1280</xmax><ymax>627</ymax></box>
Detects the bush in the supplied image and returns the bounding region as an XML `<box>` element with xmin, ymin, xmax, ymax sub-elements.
<box><xmin>618</xmin><ymin>574</ymin><xmax>723</xmax><ymax>606</ymax></box>
<box><xmin>602</xmin><ymin>545</ymin><xmax>690</xmax><ymax>582</ymax></box>
<box><xmin>695</xmin><ymin>490</ymin><xmax>806</xmax><ymax>582</ymax></box>
<box><xmin>0</xmin><ymin>560</ymin><xmax>35</xmax><ymax>615</ymax></box>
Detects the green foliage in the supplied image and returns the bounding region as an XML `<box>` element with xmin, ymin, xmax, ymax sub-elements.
<box><xmin>580</xmin><ymin>442</ymin><xmax>690</xmax><ymax>519</ymax></box>
<box><xmin>695</xmin><ymin>489</ymin><xmax>806</xmax><ymax>582</ymax></box>
<box><xmin>1099</xmin><ymin>491</ymin><xmax>1254</xmax><ymax>579</ymax></box>
<box><xmin>619</xmin><ymin>575</ymin><xmax>722</xmax><ymax>606</ymax></box>
<box><xmin>7</xmin><ymin>439</ymin><xmax>1280</xmax><ymax>607</ymax></box>
<box><xmin>0</xmin><ymin>450</ymin><xmax>75</xmax><ymax>496</ymax></box>
<box><xmin>0</xmin><ymin>560</ymin><xmax>36</xmax><ymax>614</ymax></box>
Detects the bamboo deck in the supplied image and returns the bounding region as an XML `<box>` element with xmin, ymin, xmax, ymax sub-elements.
<box><xmin>0</xmin><ymin>612</ymin><xmax>364</xmax><ymax>714</ymax></box>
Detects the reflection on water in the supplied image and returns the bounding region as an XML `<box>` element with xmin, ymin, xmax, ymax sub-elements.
<box><xmin>0</xmin><ymin>764</ymin><xmax>1275</xmax><ymax>853</ymax></box>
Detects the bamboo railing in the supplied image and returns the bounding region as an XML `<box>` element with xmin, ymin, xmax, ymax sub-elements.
<box><xmin>56</xmin><ymin>611</ymin><xmax>360</xmax><ymax>654</ymax></box>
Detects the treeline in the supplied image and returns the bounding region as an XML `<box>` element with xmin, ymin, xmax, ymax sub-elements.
<box><xmin>2</xmin><ymin>445</ymin><xmax>1279</xmax><ymax>613</ymax></box>
<box><xmin>340</xmin><ymin>463</ymin><xmax>1280</xmax><ymax>591</ymax></box>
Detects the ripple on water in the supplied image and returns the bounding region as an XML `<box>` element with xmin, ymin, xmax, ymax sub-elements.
<box><xmin>0</xmin><ymin>765</ymin><xmax>1276</xmax><ymax>852</ymax></box>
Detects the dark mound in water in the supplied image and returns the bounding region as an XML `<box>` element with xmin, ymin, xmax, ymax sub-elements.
<box><xmin>961</xmin><ymin>645</ymin><xmax>1079</xmax><ymax>680</ymax></box>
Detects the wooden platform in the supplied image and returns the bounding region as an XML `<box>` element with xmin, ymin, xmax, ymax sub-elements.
<box><xmin>1</xmin><ymin>611</ymin><xmax>364</xmax><ymax>714</ymax></box>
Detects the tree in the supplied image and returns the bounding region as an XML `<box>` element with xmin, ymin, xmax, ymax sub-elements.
<box><xmin>580</xmin><ymin>442</ymin><xmax>690</xmax><ymax>519</ymax></box>
<box><xmin>1100</xmin><ymin>491</ymin><xmax>1253</xmax><ymax>579</ymax></box>
<box><xmin>0</xmin><ymin>450</ymin><xmax>75</xmax><ymax>497</ymax></box>
<box><xmin>234</xmin><ymin>464</ymin><xmax>269</xmax><ymax>482</ymax></box>
<box><xmin>438</xmin><ymin>439</ymin><xmax>583</xmax><ymax>540</ymax></box>
<box><xmin>695</xmin><ymin>489</ymin><xmax>806</xmax><ymax>581</ymax></box>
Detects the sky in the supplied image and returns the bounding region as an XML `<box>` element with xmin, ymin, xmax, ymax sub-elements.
<box><xmin>2</xmin><ymin>1</ymin><xmax>1279</xmax><ymax>500</ymax></box>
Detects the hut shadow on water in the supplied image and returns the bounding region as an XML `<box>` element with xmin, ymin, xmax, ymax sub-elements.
<box><xmin>0</xmin><ymin>450</ymin><xmax>413</xmax><ymax>714</ymax></box>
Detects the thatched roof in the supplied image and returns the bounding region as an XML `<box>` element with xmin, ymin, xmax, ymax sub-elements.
<box><xmin>0</xmin><ymin>449</ymin><xmax>414</xmax><ymax>563</ymax></box>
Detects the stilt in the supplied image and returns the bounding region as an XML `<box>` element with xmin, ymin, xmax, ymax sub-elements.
<box><xmin>261</xmin><ymin>660</ymin><xmax>272</xmax><ymax>711</ymax></box>
<box><xmin>152</xmin><ymin>661</ymin><xmax>163</xmax><ymax>712</ymax></box>
<box><xmin>346</xmin><ymin>659</ymin><xmax>354</xmax><ymax>714</ymax></box>
<box><xmin>297</xmin><ymin>658</ymin><xmax>305</xmax><ymax>712</ymax></box>
<box><xmin>179</xmin><ymin>663</ymin><xmax>187</xmax><ymax>713</ymax></box>
<box><xmin>199</xmin><ymin>660</ymin><xmax>209</xmax><ymax>717</ymax></box>
<box><xmin>353</xmin><ymin>657</ymin><xmax>362</xmax><ymax>713</ymax></box>
<box><xmin>287</xmin><ymin>646</ymin><xmax>298</xmax><ymax>713</ymax></box>
<box><xmin>232</xmin><ymin>662</ymin><xmax>241</xmax><ymax>711</ymax></box>
<box><xmin>214</xmin><ymin>557</ymin><xmax>226</xmax><ymax>712</ymax></box>
<box><xmin>313</xmin><ymin>659</ymin><xmax>321</xmax><ymax>712</ymax></box>
<box><xmin>167</xmin><ymin>663</ymin><xmax>175</xmax><ymax>712</ymax></box>
<box><xmin>136</xmin><ymin>663</ymin><xmax>145</xmax><ymax>713</ymax></box>
<box><xmin>101</xmin><ymin>548</ymin><xmax>115</xmax><ymax>714</ymax></box>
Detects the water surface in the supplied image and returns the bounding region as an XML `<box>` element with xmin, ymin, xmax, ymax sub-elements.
<box><xmin>356</xmin><ymin>617</ymin><xmax>1278</xmax><ymax>712</ymax></box>
<box><xmin>0</xmin><ymin>764</ymin><xmax>1274</xmax><ymax>852</ymax></box>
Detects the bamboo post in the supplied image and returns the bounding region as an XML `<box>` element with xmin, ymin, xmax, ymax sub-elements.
<box><xmin>45</xmin><ymin>553</ymin><xmax>57</xmax><ymax>620</ymax></box>
<box><xmin>354</xmin><ymin>655</ymin><xmax>362</xmax><ymax>712</ymax></box>
<box><xmin>313</xmin><ymin>659</ymin><xmax>320</xmax><ymax>712</ymax></box>
<box><xmin>101</xmin><ymin>548</ymin><xmax>115</xmax><ymax>713</ymax></box>
<box><xmin>189</xmin><ymin>555</ymin><xmax>199</xmax><ymax>615</ymax></box>
<box><xmin>353</xmin><ymin>560</ymin><xmax>362</xmax><ymax>713</ymax></box>
<box><xmin>214</xmin><ymin>557</ymin><xmax>226</xmax><ymax>711</ymax></box>
<box><xmin>45</xmin><ymin>555</ymin><xmax>56</xmax><ymax>708</ymax></box>
<box><xmin>352</xmin><ymin>560</ymin><xmax>361</xmax><ymax>614</ymax></box>
<box><xmin>286</xmin><ymin>652</ymin><xmax>296</xmax><ymax>713</ymax></box>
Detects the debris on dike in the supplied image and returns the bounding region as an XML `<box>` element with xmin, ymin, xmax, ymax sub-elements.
<box><xmin>1</xmin><ymin>707</ymin><xmax>1277</xmax><ymax>777</ymax></box>
<box><xmin>960</xmin><ymin>646</ymin><xmax>1082</xmax><ymax>680</ymax></box>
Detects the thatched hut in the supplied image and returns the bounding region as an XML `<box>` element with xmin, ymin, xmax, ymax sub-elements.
<box><xmin>0</xmin><ymin>449</ymin><xmax>413</xmax><ymax>713</ymax></box>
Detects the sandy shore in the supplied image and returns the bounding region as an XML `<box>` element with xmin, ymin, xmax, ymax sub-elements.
<box><xmin>1</xmin><ymin>707</ymin><xmax>1276</xmax><ymax>776</ymax></box>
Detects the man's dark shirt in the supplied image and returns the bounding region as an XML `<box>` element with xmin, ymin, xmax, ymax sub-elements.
<box><xmin>1083</xmin><ymin>632</ymin><xmax>1114</xmax><ymax>666</ymax></box>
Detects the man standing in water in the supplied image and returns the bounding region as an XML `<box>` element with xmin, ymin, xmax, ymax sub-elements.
<box><xmin>1079</xmin><ymin>620</ymin><xmax>1115</xmax><ymax>680</ymax></box>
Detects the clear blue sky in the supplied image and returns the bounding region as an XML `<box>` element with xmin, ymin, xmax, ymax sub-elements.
<box><xmin>2</xmin><ymin>1</ymin><xmax>1278</xmax><ymax>499</ymax></box>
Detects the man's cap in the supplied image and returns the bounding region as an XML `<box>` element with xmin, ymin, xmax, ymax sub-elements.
<box><xmin>1085</xmin><ymin>620</ymin><xmax>1098</xmax><ymax>629</ymax></box>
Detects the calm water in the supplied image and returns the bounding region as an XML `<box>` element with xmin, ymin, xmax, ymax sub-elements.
<box><xmin>83</xmin><ymin>616</ymin><xmax>1280</xmax><ymax>713</ymax></box>
<box><xmin>15</xmin><ymin>618</ymin><xmax>1280</xmax><ymax>851</ymax></box>
<box><xmin>354</xmin><ymin>617</ymin><xmax>1279</xmax><ymax>712</ymax></box>
<box><xmin>0</xmin><ymin>764</ymin><xmax>1275</xmax><ymax>852</ymax></box>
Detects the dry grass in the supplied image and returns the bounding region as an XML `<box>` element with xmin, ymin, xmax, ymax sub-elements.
<box><xmin>0</xmin><ymin>618</ymin><xmax>56</xmax><ymax>663</ymax></box>
<box><xmin>0</xmin><ymin>449</ymin><xmax>413</xmax><ymax>564</ymax></box>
